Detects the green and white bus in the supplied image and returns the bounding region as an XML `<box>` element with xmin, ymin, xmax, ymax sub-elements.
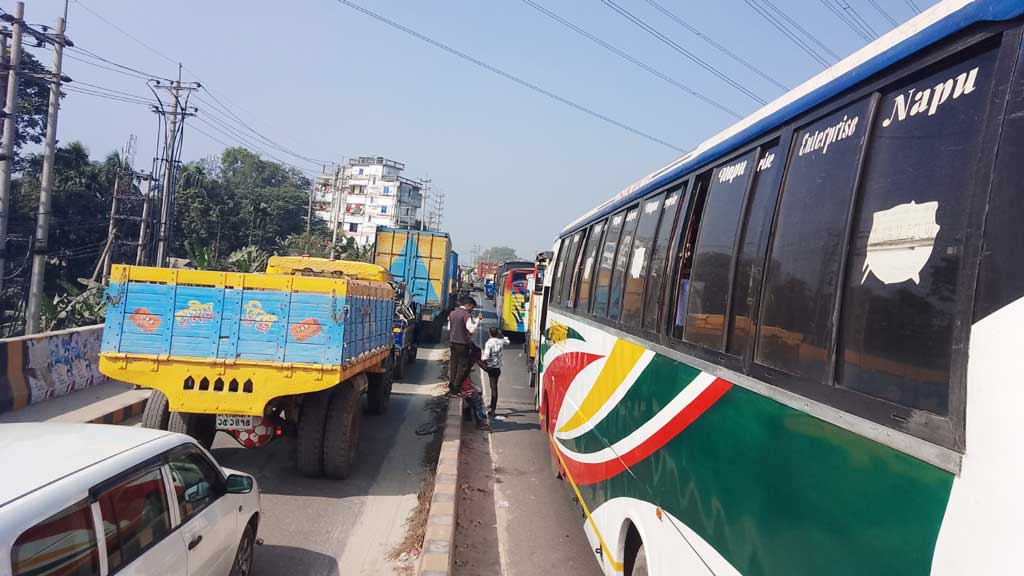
<box><xmin>537</xmin><ymin>1</ymin><xmax>1024</xmax><ymax>574</ymax></box>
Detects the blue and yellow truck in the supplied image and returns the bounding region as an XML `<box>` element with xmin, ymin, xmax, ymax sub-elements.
<box><xmin>98</xmin><ymin>259</ymin><xmax>397</xmax><ymax>479</ymax></box>
<box><xmin>373</xmin><ymin>227</ymin><xmax>454</xmax><ymax>341</ymax></box>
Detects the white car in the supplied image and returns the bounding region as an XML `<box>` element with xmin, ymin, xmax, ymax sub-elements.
<box><xmin>0</xmin><ymin>423</ymin><xmax>260</xmax><ymax>576</ymax></box>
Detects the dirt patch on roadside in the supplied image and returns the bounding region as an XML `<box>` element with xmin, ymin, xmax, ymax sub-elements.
<box><xmin>389</xmin><ymin>392</ymin><xmax>449</xmax><ymax>574</ymax></box>
<box><xmin>453</xmin><ymin>426</ymin><xmax>502</xmax><ymax>575</ymax></box>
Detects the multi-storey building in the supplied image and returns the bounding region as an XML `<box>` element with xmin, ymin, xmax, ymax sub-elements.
<box><xmin>313</xmin><ymin>157</ymin><xmax>423</xmax><ymax>245</ymax></box>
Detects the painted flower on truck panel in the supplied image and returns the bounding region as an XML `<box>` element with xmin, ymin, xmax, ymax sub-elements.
<box><xmin>290</xmin><ymin>318</ymin><xmax>323</xmax><ymax>342</ymax></box>
<box><xmin>128</xmin><ymin>307</ymin><xmax>161</xmax><ymax>333</ymax></box>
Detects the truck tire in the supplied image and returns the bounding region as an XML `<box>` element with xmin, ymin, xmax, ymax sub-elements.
<box><xmin>392</xmin><ymin>349</ymin><xmax>406</xmax><ymax>380</ymax></box>
<box><xmin>407</xmin><ymin>345</ymin><xmax>418</xmax><ymax>364</ymax></box>
<box><xmin>296</xmin><ymin>389</ymin><xmax>332</xmax><ymax>477</ymax></box>
<box><xmin>166</xmin><ymin>412</ymin><xmax>216</xmax><ymax>449</ymax></box>
<box><xmin>141</xmin><ymin>390</ymin><xmax>170</xmax><ymax>430</ymax></box>
<box><xmin>366</xmin><ymin>366</ymin><xmax>393</xmax><ymax>415</ymax></box>
<box><xmin>323</xmin><ymin>383</ymin><xmax>361</xmax><ymax>479</ymax></box>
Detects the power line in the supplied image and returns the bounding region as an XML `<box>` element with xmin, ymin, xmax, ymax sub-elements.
<box><xmin>818</xmin><ymin>0</ymin><xmax>874</xmax><ymax>41</ymax></box>
<box><xmin>63</xmin><ymin>52</ymin><xmax>153</xmax><ymax>81</ymax></box>
<box><xmin>516</xmin><ymin>0</ymin><xmax>742</xmax><ymax>119</ymax></box>
<box><xmin>905</xmin><ymin>0</ymin><xmax>922</xmax><ymax>15</ymax></box>
<box><xmin>192</xmin><ymin>115</ymin><xmax>320</xmax><ymax>177</ymax></box>
<box><xmin>758</xmin><ymin>0</ymin><xmax>842</xmax><ymax>61</ymax></box>
<box><xmin>71</xmin><ymin>80</ymin><xmax>155</xmax><ymax>103</ymax></box>
<box><xmin>641</xmin><ymin>0</ymin><xmax>788</xmax><ymax>91</ymax></box>
<box><xmin>838</xmin><ymin>0</ymin><xmax>879</xmax><ymax>38</ymax></box>
<box><xmin>334</xmin><ymin>0</ymin><xmax>686</xmax><ymax>152</ymax></box>
<box><xmin>67</xmin><ymin>45</ymin><xmax>172</xmax><ymax>82</ymax></box>
<box><xmin>62</xmin><ymin>85</ymin><xmax>153</xmax><ymax>107</ymax></box>
<box><xmin>865</xmin><ymin>0</ymin><xmax>899</xmax><ymax>28</ymax></box>
<box><xmin>599</xmin><ymin>0</ymin><xmax>768</xmax><ymax>105</ymax></box>
<box><xmin>742</xmin><ymin>0</ymin><xmax>834</xmax><ymax>66</ymax></box>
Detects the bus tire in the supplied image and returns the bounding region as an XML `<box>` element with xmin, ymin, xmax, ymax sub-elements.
<box><xmin>296</xmin><ymin>389</ymin><xmax>332</xmax><ymax>477</ymax></box>
<box><xmin>631</xmin><ymin>545</ymin><xmax>649</xmax><ymax>576</ymax></box>
<box><xmin>366</xmin><ymin>370</ymin><xmax>393</xmax><ymax>415</ymax></box>
<box><xmin>141</xmin><ymin>390</ymin><xmax>170</xmax><ymax>430</ymax></box>
<box><xmin>324</xmin><ymin>383</ymin><xmax>361</xmax><ymax>479</ymax></box>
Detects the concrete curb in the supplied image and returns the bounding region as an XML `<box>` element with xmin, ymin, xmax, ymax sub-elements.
<box><xmin>417</xmin><ymin>396</ymin><xmax>463</xmax><ymax>576</ymax></box>
<box><xmin>88</xmin><ymin>395</ymin><xmax>149</xmax><ymax>425</ymax></box>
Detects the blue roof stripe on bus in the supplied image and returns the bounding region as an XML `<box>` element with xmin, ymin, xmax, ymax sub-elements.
<box><xmin>561</xmin><ymin>0</ymin><xmax>1024</xmax><ymax>236</ymax></box>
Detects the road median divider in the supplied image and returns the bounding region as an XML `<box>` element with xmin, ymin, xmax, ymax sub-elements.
<box><xmin>417</xmin><ymin>396</ymin><xmax>463</xmax><ymax>576</ymax></box>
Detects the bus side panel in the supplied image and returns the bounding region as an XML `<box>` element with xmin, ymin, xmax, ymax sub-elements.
<box><xmin>540</xmin><ymin>311</ymin><xmax>954</xmax><ymax>576</ymax></box>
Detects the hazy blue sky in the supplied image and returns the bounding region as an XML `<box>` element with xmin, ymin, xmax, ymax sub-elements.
<box><xmin>16</xmin><ymin>0</ymin><xmax>933</xmax><ymax>260</ymax></box>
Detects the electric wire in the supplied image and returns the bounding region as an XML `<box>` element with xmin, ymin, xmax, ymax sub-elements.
<box><xmin>818</xmin><ymin>0</ymin><xmax>874</xmax><ymax>41</ymax></box>
<box><xmin>515</xmin><ymin>0</ymin><xmax>743</xmax><ymax>119</ymax></box>
<box><xmin>62</xmin><ymin>52</ymin><xmax>153</xmax><ymax>81</ymax></box>
<box><xmin>905</xmin><ymin>0</ymin><xmax>922</xmax><ymax>15</ymax></box>
<box><xmin>837</xmin><ymin>0</ymin><xmax>879</xmax><ymax>38</ymax></box>
<box><xmin>599</xmin><ymin>0</ymin><xmax>768</xmax><ymax>105</ymax></box>
<box><xmin>741</xmin><ymin>0</ymin><xmax>833</xmax><ymax>66</ymax></box>
<box><xmin>641</xmin><ymin>0</ymin><xmax>788</xmax><ymax>91</ymax></box>
<box><xmin>756</xmin><ymin>0</ymin><xmax>842</xmax><ymax>61</ymax></box>
<box><xmin>866</xmin><ymin>0</ymin><xmax>900</xmax><ymax>28</ymax></box>
<box><xmin>334</xmin><ymin>0</ymin><xmax>687</xmax><ymax>152</ymax></box>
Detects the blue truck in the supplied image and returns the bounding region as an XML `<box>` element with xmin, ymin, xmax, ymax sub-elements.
<box><xmin>373</xmin><ymin>227</ymin><xmax>454</xmax><ymax>341</ymax></box>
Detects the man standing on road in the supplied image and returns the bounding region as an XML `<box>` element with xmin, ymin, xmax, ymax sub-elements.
<box><xmin>448</xmin><ymin>296</ymin><xmax>482</xmax><ymax>396</ymax></box>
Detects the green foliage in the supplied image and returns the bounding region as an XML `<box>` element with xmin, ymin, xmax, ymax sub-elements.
<box><xmin>227</xmin><ymin>245</ymin><xmax>269</xmax><ymax>273</ymax></box>
<box><xmin>41</xmin><ymin>282</ymin><xmax>107</xmax><ymax>332</ymax></box>
<box><xmin>480</xmin><ymin>246</ymin><xmax>519</xmax><ymax>263</ymax></box>
<box><xmin>10</xmin><ymin>51</ymin><xmax>56</xmax><ymax>171</ymax></box>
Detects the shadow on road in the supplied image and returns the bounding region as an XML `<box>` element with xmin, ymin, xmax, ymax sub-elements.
<box><xmin>255</xmin><ymin>544</ymin><xmax>340</xmax><ymax>576</ymax></box>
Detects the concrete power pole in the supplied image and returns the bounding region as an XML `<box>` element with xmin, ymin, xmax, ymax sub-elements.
<box><xmin>135</xmin><ymin>175</ymin><xmax>153</xmax><ymax>266</ymax></box>
<box><xmin>329</xmin><ymin>166</ymin><xmax>342</xmax><ymax>259</ymax></box>
<box><xmin>419</xmin><ymin>178</ymin><xmax>431</xmax><ymax>231</ymax></box>
<box><xmin>154</xmin><ymin>80</ymin><xmax>179</xmax><ymax>267</ymax></box>
<box><xmin>25</xmin><ymin>15</ymin><xmax>67</xmax><ymax>334</ymax></box>
<box><xmin>0</xmin><ymin>1</ymin><xmax>24</xmax><ymax>310</ymax></box>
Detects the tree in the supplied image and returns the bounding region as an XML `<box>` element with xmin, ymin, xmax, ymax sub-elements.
<box><xmin>480</xmin><ymin>246</ymin><xmax>519</xmax><ymax>263</ymax></box>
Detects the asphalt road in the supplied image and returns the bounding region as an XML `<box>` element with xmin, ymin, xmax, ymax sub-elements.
<box><xmin>471</xmin><ymin>295</ymin><xmax>604</xmax><ymax>576</ymax></box>
<box><xmin>208</xmin><ymin>344</ymin><xmax>448</xmax><ymax>576</ymax></box>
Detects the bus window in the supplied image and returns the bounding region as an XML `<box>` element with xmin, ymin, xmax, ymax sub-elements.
<box><xmin>755</xmin><ymin>98</ymin><xmax>871</xmax><ymax>382</ymax></box>
<box><xmin>837</xmin><ymin>45</ymin><xmax>998</xmax><ymax>415</ymax></box>
<box><xmin>550</xmin><ymin>236</ymin><xmax>570</xmax><ymax>302</ymax></box>
<box><xmin>593</xmin><ymin>210</ymin><xmax>626</xmax><ymax>317</ymax></box>
<box><xmin>684</xmin><ymin>150</ymin><xmax>758</xmax><ymax>350</ymax></box>
<box><xmin>642</xmin><ymin>185</ymin><xmax>684</xmax><ymax>332</ymax></box>
<box><xmin>727</xmin><ymin>142</ymin><xmax>784</xmax><ymax>356</ymax></box>
<box><xmin>576</xmin><ymin>220</ymin><xmax>606</xmax><ymax>313</ymax></box>
<box><xmin>670</xmin><ymin>176</ymin><xmax>710</xmax><ymax>339</ymax></box>
<box><xmin>622</xmin><ymin>193</ymin><xmax>666</xmax><ymax>327</ymax></box>
<box><xmin>609</xmin><ymin>206</ymin><xmax>641</xmax><ymax>320</ymax></box>
<box><xmin>558</xmin><ymin>231</ymin><xmax>584</xmax><ymax>307</ymax></box>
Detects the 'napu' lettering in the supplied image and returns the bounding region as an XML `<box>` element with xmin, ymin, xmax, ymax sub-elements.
<box><xmin>718</xmin><ymin>160</ymin><xmax>748</xmax><ymax>184</ymax></box>
<box><xmin>882</xmin><ymin>66</ymin><xmax>979</xmax><ymax>128</ymax></box>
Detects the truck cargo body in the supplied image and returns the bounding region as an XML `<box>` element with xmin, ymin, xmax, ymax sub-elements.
<box><xmin>373</xmin><ymin>227</ymin><xmax>452</xmax><ymax>329</ymax></box>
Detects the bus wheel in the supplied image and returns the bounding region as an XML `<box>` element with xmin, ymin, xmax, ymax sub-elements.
<box><xmin>324</xmin><ymin>382</ymin><xmax>362</xmax><ymax>479</ymax></box>
<box><xmin>631</xmin><ymin>545</ymin><xmax>649</xmax><ymax>576</ymax></box>
<box><xmin>296</xmin><ymin>389</ymin><xmax>332</xmax><ymax>477</ymax></box>
<box><xmin>141</xmin><ymin>390</ymin><xmax>170</xmax><ymax>430</ymax></box>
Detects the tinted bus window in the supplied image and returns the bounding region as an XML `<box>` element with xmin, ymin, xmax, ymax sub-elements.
<box><xmin>684</xmin><ymin>151</ymin><xmax>758</xmax><ymax>349</ymax></box>
<box><xmin>623</xmin><ymin>193</ymin><xmax>666</xmax><ymax>326</ymax></box>
<box><xmin>550</xmin><ymin>236</ymin><xmax>570</xmax><ymax>302</ymax></box>
<box><xmin>837</xmin><ymin>46</ymin><xmax>998</xmax><ymax>415</ymax></box>
<box><xmin>558</xmin><ymin>231</ymin><xmax>584</xmax><ymax>307</ymax></box>
<box><xmin>576</xmin><ymin>220</ymin><xmax>606</xmax><ymax>312</ymax></box>
<box><xmin>609</xmin><ymin>206</ymin><xmax>641</xmax><ymax>320</ymax></box>
<box><xmin>643</xmin><ymin>186</ymin><xmax>684</xmax><ymax>331</ymax></box>
<box><xmin>756</xmin><ymin>99</ymin><xmax>871</xmax><ymax>381</ymax></box>
<box><xmin>671</xmin><ymin>176</ymin><xmax>711</xmax><ymax>339</ymax></box>
<box><xmin>593</xmin><ymin>211</ymin><xmax>626</xmax><ymax>317</ymax></box>
<box><xmin>728</xmin><ymin>142</ymin><xmax>784</xmax><ymax>356</ymax></box>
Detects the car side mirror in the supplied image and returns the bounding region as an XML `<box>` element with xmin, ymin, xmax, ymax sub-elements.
<box><xmin>226</xmin><ymin>474</ymin><xmax>254</xmax><ymax>494</ymax></box>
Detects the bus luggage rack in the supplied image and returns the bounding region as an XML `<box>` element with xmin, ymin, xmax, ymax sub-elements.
<box><xmin>182</xmin><ymin>376</ymin><xmax>255</xmax><ymax>394</ymax></box>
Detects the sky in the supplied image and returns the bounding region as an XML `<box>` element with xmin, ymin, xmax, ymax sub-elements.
<box><xmin>14</xmin><ymin>0</ymin><xmax>936</xmax><ymax>261</ymax></box>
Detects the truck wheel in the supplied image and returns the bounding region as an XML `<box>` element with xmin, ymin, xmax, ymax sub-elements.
<box><xmin>324</xmin><ymin>383</ymin><xmax>361</xmax><ymax>479</ymax></box>
<box><xmin>366</xmin><ymin>368</ymin><xmax>393</xmax><ymax>415</ymax></box>
<box><xmin>407</xmin><ymin>345</ymin><xmax>418</xmax><ymax>364</ymax></box>
<box><xmin>392</xmin><ymin>350</ymin><xmax>406</xmax><ymax>380</ymax></box>
<box><xmin>296</xmin><ymin>389</ymin><xmax>332</xmax><ymax>477</ymax></box>
<box><xmin>141</xmin><ymin>390</ymin><xmax>170</xmax><ymax>430</ymax></box>
<box><xmin>186</xmin><ymin>414</ymin><xmax>217</xmax><ymax>449</ymax></box>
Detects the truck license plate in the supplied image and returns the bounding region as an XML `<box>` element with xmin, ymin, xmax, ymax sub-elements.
<box><xmin>216</xmin><ymin>415</ymin><xmax>256</xmax><ymax>430</ymax></box>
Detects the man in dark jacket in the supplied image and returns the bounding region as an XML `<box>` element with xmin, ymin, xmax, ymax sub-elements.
<box><xmin>447</xmin><ymin>296</ymin><xmax>482</xmax><ymax>396</ymax></box>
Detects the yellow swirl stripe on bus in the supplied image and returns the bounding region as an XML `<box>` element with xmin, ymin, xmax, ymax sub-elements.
<box><xmin>557</xmin><ymin>339</ymin><xmax>646</xmax><ymax>434</ymax></box>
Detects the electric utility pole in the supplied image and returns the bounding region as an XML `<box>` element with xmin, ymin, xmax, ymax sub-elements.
<box><xmin>419</xmin><ymin>178</ymin><xmax>431</xmax><ymax>231</ymax></box>
<box><xmin>149</xmin><ymin>67</ymin><xmax>197</xmax><ymax>267</ymax></box>
<box><xmin>0</xmin><ymin>1</ymin><xmax>24</xmax><ymax>309</ymax></box>
<box><xmin>329</xmin><ymin>166</ymin><xmax>343</xmax><ymax>259</ymax></box>
<box><xmin>25</xmin><ymin>14</ymin><xmax>69</xmax><ymax>334</ymax></box>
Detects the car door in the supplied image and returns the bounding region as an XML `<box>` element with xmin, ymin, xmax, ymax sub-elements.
<box><xmin>93</xmin><ymin>463</ymin><xmax>188</xmax><ymax>576</ymax></box>
<box><xmin>166</xmin><ymin>448</ymin><xmax>238</xmax><ymax>576</ymax></box>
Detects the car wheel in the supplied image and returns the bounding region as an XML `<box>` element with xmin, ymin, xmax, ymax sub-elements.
<box><xmin>229</xmin><ymin>523</ymin><xmax>256</xmax><ymax>576</ymax></box>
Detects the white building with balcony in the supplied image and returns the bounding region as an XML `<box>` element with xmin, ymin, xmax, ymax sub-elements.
<box><xmin>313</xmin><ymin>157</ymin><xmax>423</xmax><ymax>245</ymax></box>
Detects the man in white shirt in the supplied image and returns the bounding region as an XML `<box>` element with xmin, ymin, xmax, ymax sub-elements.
<box><xmin>481</xmin><ymin>327</ymin><xmax>510</xmax><ymax>417</ymax></box>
